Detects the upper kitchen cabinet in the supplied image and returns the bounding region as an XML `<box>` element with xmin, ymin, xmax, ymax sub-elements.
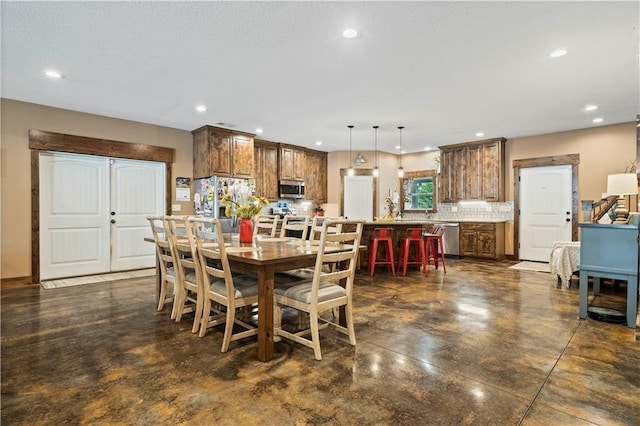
<box><xmin>254</xmin><ymin>140</ymin><xmax>279</xmax><ymax>201</ymax></box>
<box><xmin>438</xmin><ymin>137</ymin><xmax>506</xmax><ymax>202</ymax></box>
<box><xmin>279</xmin><ymin>145</ymin><xmax>306</xmax><ymax>181</ymax></box>
<box><xmin>192</xmin><ymin>125</ymin><xmax>255</xmax><ymax>179</ymax></box>
<box><xmin>304</xmin><ymin>149</ymin><xmax>328</xmax><ymax>203</ymax></box>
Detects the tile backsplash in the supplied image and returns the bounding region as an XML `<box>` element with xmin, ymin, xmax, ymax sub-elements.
<box><xmin>403</xmin><ymin>201</ymin><xmax>514</xmax><ymax>221</ymax></box>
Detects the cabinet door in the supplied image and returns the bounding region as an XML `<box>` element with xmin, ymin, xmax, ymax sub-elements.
<box><xmin>210</xmin><ymin>132</ymin><xmax>232</xmax><ymax>176</ymax></box>
<box><xmin>460</xmin><ymin>226</ymin><xmax>478</xmax><ymax>256</ymax></box>
<box><xmin>293</xmin><ymin>149</ymin><xmax>306</xmax><ymax>181</ymax></box>
<box><xmin>316</xmin><ymin>154</ymin><xmax>327</xmax><ymax>203</ymax></box>
<box><xmin>452</xmin><ymin>147</ymin><xmax>466</xmax><ymax>201</ymax></box>
<box><xmin>254</xmin><ymin>145</ymin><xmax>264</xmax><ymax>195</ymax></box>
<box><xmin>476</xmin><ymin>229</ymin><xmax>497</xmax><ymax>258</ymax></box>
<box><xmin>305</xmin><ymin>153</ymin><xmax>317</xmax><ymax>201</ymax></box>
<box><xmin>304</xmin><ymin>151</ymin><xmax>327</xmax><ymax>202</ymax></box>
<box><xmin>231</xmin><ymin>135</ymin><xmax>254</xmax><ymax>177</ymax></box>
<box><xmin>466</xmin><ymin>145</ymin><xmax>482</xmax><ymax>200</ymax></box>
<box><xmin>280</xmin><ymin>147</ymin><xmax>294</xmax><ymax>180</ymax></box>
<box><xmin>262</xmin><ymin>145</ymin><xmax>278</xmax><ymax>200</ymax></box>
<box><xmin>439</xmin><ymin>149</ymin><xmax>455</xmax><ymax>202</ymax></box>
<box><xmin>193</xmin><ymin>128</ymin><xmax>211</xmax><ymax>178</ymax></box>
<box><xmin>481</xmin><ymin>142</ymin><xmax>502</xmax><ymax>201</ymax></box>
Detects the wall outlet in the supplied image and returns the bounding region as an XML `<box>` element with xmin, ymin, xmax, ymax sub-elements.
<box><xmin>499</xmin><ymin>206</ymin><xmax>511</xmax><ymax>212</ymax></box>
<box><xmin>451</xmin><ymin>206</ymin><xmax>458</xmax><ymax>212</ymax></box>
<box><xmin>486</xmin><ymin>206</ymin><xmax>492</xmax><ymax>212</ymax></box>
<box><xmin>171</xmin><ymin>204</ymin><xmax>181</xmax><ymax>212</ymax></box>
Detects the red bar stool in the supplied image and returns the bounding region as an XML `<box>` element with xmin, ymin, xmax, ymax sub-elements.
<box><xmin>369</xmin><ymin>227</ymin><xmax>395</xmax><ymax>276</ymax></box>
<box><xmin>423</xmin><ymin>225</ymin><xmax>447</xmax><ymax>275</ymax></box>
<box><xmin>396</xmin><ymin>228</ymin><xmax>426</xmax><ymax>276</ymax></box>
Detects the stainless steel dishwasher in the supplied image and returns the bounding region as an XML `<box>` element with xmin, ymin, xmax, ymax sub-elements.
<box><xmin>441</xmin><ymin>222</ymin><xmax>460</xmax><ymax>257</ymax></box>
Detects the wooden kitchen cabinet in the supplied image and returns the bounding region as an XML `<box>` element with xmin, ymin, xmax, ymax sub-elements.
<box><xmin>438</xmin><ymin>137</ymin><xmax>505</xmax><ymax>202</ymax></box>
<box><xmin>460</xmin><ymin>222</ymin><xmax>505</xmax><ymax>260</ymax></box>
<box><xmin>254</xmin><ymin>140</ymin><xmax>279</xmax><ymax>200</ymax></box>
<box><xmin>480</xmin><ymin>141</ymin><xmax>503</xmax><ymax>201</ymax></box>
<box><xmin>192</xmin><ymin>125</ymin><xmax>254</xmax><ymax>179</ymax></box>
<box><xmin>279</xmin><ymin>145</ymin><xmax>306</xmax><ymax>181</ymax></box>
<box><xmin>304</xmin><ymin>149</ymin><xmax>328</xmax><ymax>203</ymax></box>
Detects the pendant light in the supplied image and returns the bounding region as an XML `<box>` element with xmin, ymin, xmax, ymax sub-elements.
<box><xmin>372</xmin><ymin>125</ymin><xmax>379</xmax><ymax>177</ymax></box>
<box><xmin>397</xmin><ymin>126</ymin><xmax>405</xmax><ymax>177</ymax></box>
<box><xmin>347</xmin><ymin>125</ymin><xmax>355</xmax><ymax>176</ymax></box>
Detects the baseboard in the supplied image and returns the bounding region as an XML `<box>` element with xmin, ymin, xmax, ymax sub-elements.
<box><xmin>1</xmin><ymin>276</ymin><xmax>36</xmax><ymax>288</ymax></box>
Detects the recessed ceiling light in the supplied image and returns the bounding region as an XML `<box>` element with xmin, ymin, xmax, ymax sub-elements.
<box><xmin>584</xmin><ymin>105</ymin><xmax>598</xmax><ymax>111</ymax></box>
<box><xmin>400</xmin><ymin>150</ymin><xmax>407</xmax><ymax>155</ymax></box>
<box><xmin>424</xmin><ymin>147</ymin><xmax>431</xmax><ymax>151</ymax></box>
<box><xmin>475</xmin><ymin>132</ymin><xmax>485</xmax><ymax>137</ymax></box>
<box><xmin>195</xmin><ymin>105</ymin><xmax>207</xmax><ymax>112</ymax></box>
<box><xmin>315</xmin><ymin>141</ymin><xmax>322</xmax><ymax>146</ymax></box>
<box><xmin>44</xmin><ymin>69</ymin><xmax>63</xmax><ymax>79</ymax></box>
<box><xmin>343</xmin><ymin>29</ymin><xmax>359</xmax><ymax>39</ymax></box>
<box><xmin>394</xmin><ymin>145</ymin><xmax>401</xmax><ymax>150</ymax></box>
<box><xmin>550</xmin><ymin>49</ymin><xmax>567</xmax><ymax>58</ymax></box>
<box><xmin>592</xmin><ymin>117</ymin><xmax>604</xmax><ymax>123</ymax></box>
<box><xmin>255</xmin><ymin>128</ymin><xmax>264</xmax><ymax>134</ymax></box>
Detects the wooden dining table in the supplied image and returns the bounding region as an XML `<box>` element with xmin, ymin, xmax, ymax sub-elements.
<box><xmin>146</xmin><ymin>232</ymin><xmax>356</xmax><ymax>362</ymax></box>
<box><xmin>223</xmin><ymin>236</ymin><xmax>320</xmax><ymax>362</ymax></box>
<box><xmin>146</xmin><ymin>234</ymin><xmax>324</xmax><ymax>361</ymax></box>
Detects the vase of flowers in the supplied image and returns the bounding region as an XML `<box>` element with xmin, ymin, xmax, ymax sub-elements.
<box><xmin>219</xmin><ymin>188</ymin><xmax>269</xmax><ymax>243</ymax></box>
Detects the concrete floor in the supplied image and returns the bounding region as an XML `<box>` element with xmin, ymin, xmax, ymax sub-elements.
<box><xmin>2</xmin><ymin>258</ymin><xmax>639</xmax><ymax>425</ymax></box>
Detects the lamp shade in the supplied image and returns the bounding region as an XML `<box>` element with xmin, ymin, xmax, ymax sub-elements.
<box><xmin>607</xmin><ymin>173</ymin><xmax>638</xmax><ymax>196</ymax></box>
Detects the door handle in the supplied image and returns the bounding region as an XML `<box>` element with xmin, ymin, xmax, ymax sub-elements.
<box><xmin>566</xmin><ymin>211</ymin><xmax>570</xmax><ymax>215</ymax></box>
<box><xmin>111</xmin><ymin>219</ymin><xmax>116</xmax><ymax>224</ymax></box>
<box><xmin>565</xmin><ymin>218</ymin><xmax>571</xmax><ymax>222</ymax></box>
<box><xmin>111</xmin><ymin>211</ymin><xmax>116</xmax><ymax>216</ymax></box>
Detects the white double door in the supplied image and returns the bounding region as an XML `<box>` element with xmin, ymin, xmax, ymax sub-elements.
<box><xmin>40</xmin><ymin>152</ymin><xmax>165</xmax><ymax>280</ymax></box>
<box><xmin>519</xmin><ymin>164</ymin><xmax>573</xmax><ymax>262</ymax></box>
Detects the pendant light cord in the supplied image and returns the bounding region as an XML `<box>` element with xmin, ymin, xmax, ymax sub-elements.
<box><xmin>398</xmin><ymin>126</ymin><xmax>404</xmax><ymax>167</ymax></box>
<box><xmin>373</xmin><ymin>125</ymin><xmax>379</xmax><ymax>168</ymax></box>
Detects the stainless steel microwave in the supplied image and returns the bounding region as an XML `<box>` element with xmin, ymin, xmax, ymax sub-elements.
<box><xmin>279</xmin><ymin>180</ymin><xmax>305</xmax><ymax>199</ymax></box>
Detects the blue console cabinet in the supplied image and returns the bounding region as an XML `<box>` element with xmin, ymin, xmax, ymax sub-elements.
<box><xmin>578</xmin><ymin>223</ymin><xmax>639</xmax><ymax>328</ymax></box>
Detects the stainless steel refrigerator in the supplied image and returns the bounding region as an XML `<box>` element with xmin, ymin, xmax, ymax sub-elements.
<box><xmin>194</xmin><ymin>176</ymin><xmax>256</xmax><ymax>232</ymax></box>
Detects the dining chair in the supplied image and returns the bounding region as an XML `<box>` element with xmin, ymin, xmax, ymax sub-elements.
<box><xmin>164</xmin><ymin>215</ymin><xmax>202</xmax><ymax>333</ymax></box>
<box><xmin>273</xmin><ymin>219</ymin><xmax>364</xmax><ymax>360</ymax></box>
<box><xmin>147</xmin><ymin>215</ymin><xmax>177</xmax><ymax>314</ymax></box>
<box><xmin>253</xmin><ymin>214</ymin><xmax>279</xmax><ymax>238</ymax></box>
<box><xmin>188</xmin><ymin>217</ymin><xmax>259</xmax><ymax>351</ymax></box>
<box><xmin>308</xmin><ymin>216</ymin><xmax>343</xmax><ymax>241</ymax></box>
<box><xmin>279</xmin><ymin>214</ymin><xmax>310</xmax><ymax>240</ymax></box>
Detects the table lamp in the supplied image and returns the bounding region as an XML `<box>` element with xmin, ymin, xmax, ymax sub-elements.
<box><xmin>606</xmin><ymin>173</ymin><xmax>639</xmax><ymax>223</ymax></box>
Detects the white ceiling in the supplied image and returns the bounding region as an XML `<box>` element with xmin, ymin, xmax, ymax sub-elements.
<box><xmin>1</xmin><ymin>1</ymin><xmax>638</xmax><ymax>154</ymax></box>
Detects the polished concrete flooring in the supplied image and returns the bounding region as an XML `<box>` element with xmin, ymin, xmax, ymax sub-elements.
<box><xmin>2</xmin><ymin>259</ymin><xmax>639</xmax><ymax>425</ymax></box>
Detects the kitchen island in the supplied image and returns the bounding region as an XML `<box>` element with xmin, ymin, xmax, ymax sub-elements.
<box><xmin>361</xmin><ymin>218</ymin><xmax>509</xmax><ymax>262</ymax></box>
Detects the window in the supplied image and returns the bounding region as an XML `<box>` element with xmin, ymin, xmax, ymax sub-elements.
<box><xmin>400</xmin><ymin>170</ymin><xmax>437</xmax><ymax>212</ymax></box>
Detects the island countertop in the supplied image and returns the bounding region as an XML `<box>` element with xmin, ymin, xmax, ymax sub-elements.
<box><xmin>365</xmin><ymin>218</ymin><xmax>511</xmax><ymax>225</ymax></box>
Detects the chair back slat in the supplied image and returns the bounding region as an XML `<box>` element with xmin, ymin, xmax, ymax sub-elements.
<box><xmin>280</xmin><ymin>215</ymin><xmax>310</xmax><ymax>239</ymax></box>
<box><xmin>253</xmin><ymin>215</ymin><xmax>279</xmax><ymax>238</ymax></box>
<box><xmin>309</xmin><ymin>219</ymin><xmax>364</xmax><ymax>303</ymax></box>
<box><xmin>188</xmin><ymin>217</ymin><xmax>235</xmax><ymax>298</ymax></box>
<box><xmin>309</xmin><ymin>216</ymin><xmax>343</xmax><ymax>241</ymax></box>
